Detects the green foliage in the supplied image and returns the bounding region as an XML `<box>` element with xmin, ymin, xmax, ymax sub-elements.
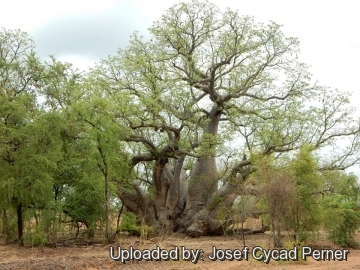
<box><xmin>120</xmin><ymin>212</ymin><xmax>140</xmax><ymax>235</ymax></box>
<box><xmin>0</xmin><ymin>28</ymin><xmax>67</xmax><ymax>244</ymax></box>
<box><xmin>322</xmin><ymin>172</ymin><xmax>360</xmax><ymax>247</ymax></box>
<box><xmin>256</xmin><ymin>146</ymin><xmax>360</xmax><ymax>248</ymax></box>
<box><xmin>23</xmin><ymin>228</ymin><xmax>48</xmax><ymax>247</ymax></box>
<box><xmin>255</xmin><ymin>146</ymin><xmax>323</xmax><ymax>247</ymax></box>
<box><xmin>322</xmin><ymin>171</ymin><xmax>360</xmax><ymax>200</ymax></box>
<box><xmin>286</xmin><ymin>145</ymin><xmax>323</xmax><ymax>245</ymax></box>
<box><xmin>1</xmin><ymin>209</ymin><xmax>17</xmax><ymax>243</ymax></box>
<box><xmin>63</xmin><ymin>177</ymin><xmax>104</xmax><ymax>229</ymax></box>
<box><xmin>196</xmin><ymin>133</ymin><xmax>219</xmax><ymax>157</ymax></box>
<box><xmin>323</xmin><ymin>196</ymin><xmax>360</xmax><ymax>247</ymax></box>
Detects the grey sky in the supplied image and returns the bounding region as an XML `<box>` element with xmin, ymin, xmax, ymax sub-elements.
<box><xmin>29</xmin><ymin>1</ymin><xmax>150</xmax><ymax>61</ymax></box>
<box><xmin>2</xmin><ymin>0</ymin><xmax>359</xmax><ymax>88</ymax></box>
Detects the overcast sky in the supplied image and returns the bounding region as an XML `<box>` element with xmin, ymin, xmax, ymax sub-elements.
<box><xmin>2</xmin><ymin>0</ymin><xmax>359</xmax><ymax>93</ymax></box>
<box><xmin>2</xmin><ymin>0</ymin><xmax>360</xmax><ymax>174</ymax></box>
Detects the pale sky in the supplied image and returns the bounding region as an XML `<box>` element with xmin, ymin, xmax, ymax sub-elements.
<box><xmin>2</xmin><ymin>0</ymin><xmax>360</xmax><ymax>174</ymax></box>
<box><xmin>2</xmin><ymin>0</ymin><xmax>359</xmax><ymax>96</ymax></box>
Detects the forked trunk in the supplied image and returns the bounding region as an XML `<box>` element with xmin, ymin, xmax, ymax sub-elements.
<box><xmin>176</xmin><ymin>107</ymin><xmax>224</xmax><ymax>232</ymax></box>
<box><xmin>118</xmin><ymin>107</ymin><xmax>250</xmax><ymax>236</ymax></box>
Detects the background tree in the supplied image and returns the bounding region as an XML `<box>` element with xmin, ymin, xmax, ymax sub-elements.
<box><xmin>0</xmin><ymin>28</ymin><xmax>94</xmax><ymax>245</ymax></box>
<box><xmin>39</xmin><ymin>60</ymin><xmax>131</xmax><ymax>242</ymax></box>
<box><xmin>322</xmin><ymin>171</ymin><xmax>360</xmax><ymax>247</ymax></box>
<box><xmin>286</xmin><ymin>145</ymin><xmax>323</xmax><ymax>246</ymax></box>
<box><xmin>0</xmin><ymin>29</ymin><xmax>63</xmax><ymax>245</ymax></box>
<box><xmin>67</xmin><ymin>90</ymin><xmax>130</xmax><ymax>241</ymax></box>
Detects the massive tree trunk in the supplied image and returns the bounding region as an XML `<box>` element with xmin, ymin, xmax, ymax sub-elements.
<box><xmin>117</xmin><ymin>103</ymin><xmax>255</xmax><ymax>236</ymax></box>
<box><xmin>176</xmin><ymin>105</ymin><xmax>223</xmax><ymax>232</ymax></box>
<box><xmin>118</xmin><ymin>156</ymin><xmax>189</xmax><ymax>234</ymax></box>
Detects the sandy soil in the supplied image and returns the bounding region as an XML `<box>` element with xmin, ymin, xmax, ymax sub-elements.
<box><xmin>0</xmin><ymin>233</ymin><xmax>359</xmax><ymax>270</ymax></box>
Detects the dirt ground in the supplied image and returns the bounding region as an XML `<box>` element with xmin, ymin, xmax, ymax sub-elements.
<box><xmin>1</xmin><ymin>232</ymin><xmax>359</xmax><ymax>270</ymax></box>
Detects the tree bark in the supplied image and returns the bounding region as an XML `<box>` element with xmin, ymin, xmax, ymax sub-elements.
<box><xmin>105</xmin><ymin>172</ymin><xmax>110</xmax><ymax>242</ymax></box>
<box><xmin>17</xmin><ymin>203</ymin><xmax>24</xmax><ymax>246</ymax></box>
<box><xmin>118</xmin><ymin>105</ymin><xmax>255</xmax><ymax>236</ymax></box>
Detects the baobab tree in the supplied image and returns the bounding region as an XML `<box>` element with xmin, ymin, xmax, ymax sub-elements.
<box><xmin>89</xmin><ymin>0</ymin><xmax>360</xmax><ymax>236</ymax></box>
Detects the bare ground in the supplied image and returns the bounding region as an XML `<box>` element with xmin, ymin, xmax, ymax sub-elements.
<box><xmin>1</xmin><ymin>232</ymin><xmax>359</xmax><ymax>270</ymax></box>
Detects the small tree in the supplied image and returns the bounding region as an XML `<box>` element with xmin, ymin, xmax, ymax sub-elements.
<box><xmin>63</xmin><ymin>176</ymin><xmax>104</xmax><ymax>239</ymax></box>
<box><xmin>0</xmin><ymin>29</ymin><xmax>83</xmax><ymax>245</ymax></box>
<box><xmin>323</xmin><ymin>196</ymin><xmax>360</xmax><ymax>247</ymax></box>
<box><xmin>265</xmin><ymin>173</ymin><xmax>297</xmax><ymax>247</ymax></box>
<box><xmin>287</xmin><ymin>145</ymin><xmax>323</xmax><ymax>246</ymax></box>
<box><xmin>256</xmin><ymin>156</ymin><xmax>297</xmax><ymax>247</ymax></box>
<box><xmin>322</xmin><ymin>172</ymin><xmax>360</xmax><ymax>247</ymax></box>
<box><xmin>256</xmin><ymin>146</ymin><xmax>323</xmax><ymax>247</ymax></box>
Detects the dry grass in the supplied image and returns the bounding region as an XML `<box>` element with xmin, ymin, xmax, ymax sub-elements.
<box><xmin>1</xmin><ymin>232</ymin><xmax>360</xmax><ymax>269</ymax></box>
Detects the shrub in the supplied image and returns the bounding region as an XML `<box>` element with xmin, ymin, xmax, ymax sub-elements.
<box><xmin>324</xmin><ymin>196</ymin><xmax>360</xmax><ymax>248</ymax></box>
<box><xmin>120</xmin><ymin>212</ymin><xmax>140</xmax><ymax>235</ymax></box>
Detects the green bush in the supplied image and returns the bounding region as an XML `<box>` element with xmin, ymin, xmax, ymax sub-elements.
<box><xmin>24</xmin><ymin>229</ymin><xmax>48</xmax><ymax>247</ymax></box>
<box><xmin>120</xmin><ymin>212</ymin><xmax>140</xmax><ymax>235</ymax></box>
<box><xmin>2</xmin><ymin>215</ymin><xmax>17</xmax><ymax>244</ymax></box>
<box><xmin>324</xmin><ymin>196</ymin><xmax>360</xmax><ymax>248</ymax></box>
